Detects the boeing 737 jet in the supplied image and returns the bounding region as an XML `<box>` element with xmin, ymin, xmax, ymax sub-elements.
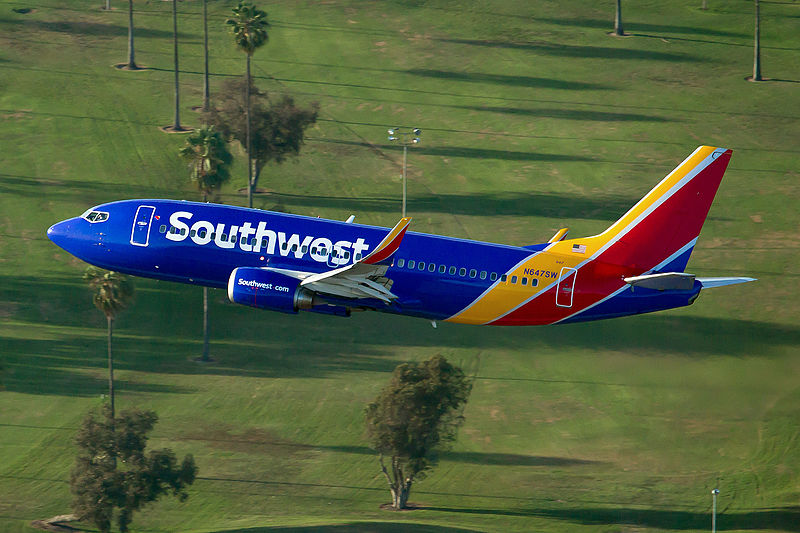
<box><xmin>47</xmin><ymin>146</ymin><xmax>754</xmax><ymax>325</ymax></box>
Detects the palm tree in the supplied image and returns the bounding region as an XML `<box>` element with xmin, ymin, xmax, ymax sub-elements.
<box><xmin>751</xmin><ymin>0</ymin><xmax>763</xmax><ymax>81</ymax></box>
<box><xmin>226</xmin><ymin>1</ymin><xmax>269</xmax><ymax>208</ymax></box>
<box><xmin>613</xmin><ymin>0</ymin><xmax>625</xmax><ymax>36</ymax></box>
<box><xmin>180</xmin><ymin>125</ymin><xmax>233</xmax><ymax>361</ymax></box>
<box><xmin>166</xmin><ymin>0</ymin><xmax>189</xmax><ymax>131</ymax></box>
<box><xmin>125</xmin><ymin>0</ymin><xmax>138</xmax><ymax>69</ymax></box>
<box><xmin>83</xmin><ymin>267</ymin><xmax>135</xmax><ymax>419</ymax></box>
<box><xmin>202</xmin><ymin>0</ymin><xmax>210</xmax><ymax>111</ymax></box>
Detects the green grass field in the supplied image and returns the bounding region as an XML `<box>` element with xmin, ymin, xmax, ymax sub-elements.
<box><xmin>1</xmin><ymin>0</ymin><xmax>799</xmax><ymax>531</ymax></box>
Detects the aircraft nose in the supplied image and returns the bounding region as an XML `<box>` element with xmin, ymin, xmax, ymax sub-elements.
<box><xmin>47</xmin><ymin>218</ymin><xmax>78</xmax><ymax>252</ymax></box>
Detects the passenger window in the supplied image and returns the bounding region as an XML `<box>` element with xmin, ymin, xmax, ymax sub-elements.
<box><xmin>292</xmin><ymin>244</ymin><xmax>298</xmax><ymax>252</ymax></box>
<box><xmin>459</xmin><ymin>268</ymin><xmax>466</xmax><ymax>276</ymax></box>
<box><xmin>355</xmin><ymin>253</ymin><xmax>362</xmax><ymax>261</ymax></box>
<box><xmin>428</xmin><ymin>263</ymin><xmax>436</xmax><ymax>272</ymax></box>
<box><xmin>221</xmin><ymin>233</ymin><xmax>228</xmax><ymax>241</ymax></box>
<box><xmin>251</xmin><ymin>238</ymin><xmax>257</xmax><ymax>246</ymax></box>
<box><xmin>418</xmin><ymin>262</ymin><xmax>425</xmax><ymax>270</ymax></box>
<box><xmin>240</xmin><ymin>236</ymin><xmax>246</xmax><ymax>244</ymax></box>
<box><xmin>439</xmin><ymin>265</ymin><xmax>446</xmax><ymax>273</ymax></box>
<box><xmin>199</xmin><ymin>230</ymin><xmax>207</xmax><ymax>238</ymax></box>
<box><xmin>397</xmin><ymin>258</ymin><xmax>405</xmax><ymax>268</ymax></box>
<box><xmin>281</xmin><ymin>243</ymin><xmax>287</xmax><ymax>250</ymax></box>
<box><xmin>469</xmin><ymin>269</ymin><xmax>477</xmax><ymax>278</ymax></box>
<box><xmin>302</xmin><ymin>245</ymin><xmax>308</xmax><ymax>253</ymax></box>
<box><xmin>408</xmin><ymin>260</ymin><xmax>415</xmax><ymax>269</ymax></box>
<box><xmin>261</xmin><ymin>239</ymin><xmax>268</xmax><ymax>248</ymax></box>
<box><xmin>490</xmin><ymin>272</ymin><xmax>498</xmax><ymax>281</ymax></box>
<box><xmin>344</xmin><ymin>251</ymin><xmax>350</xmax><ymax>259</ymax></box>
<box><xmin>190</xmin><ymin>230</ymin><xmax>196</xmax><ymax>237</ymax></box>
<box><xmin>521</xmin><ymin>277</ymin><xmax>528</xmax><ymax>286</ymax></box>
<box><xmin>501</xmin><ymin>274</ymin><xmax>507</xmax><ymax>282</ymax></box>
<box><xmin>532</xmin><ymin>278</ymin><xmax>539</xmax><ymax>287</ymax></box>
<box><xmin>511</xmin><ymin>276</ymin><xmax>518</xmax><ymax>284</ymax></box>
<box><xmin>480</xmin><ymin>271</ymin><xmax>487</xmax><ymax>280</ymax></box>
<box><xmin>449</xmin><ymin>266</ymin><xmax>456</xmax><ymax>275</ymax></box>
<box><xmin>211</xmin><ymin>233</ymin><xmax>216</xmax><ymax>240</ymax></box>
<box><xmin>181</xmin><ymin>228</ymin><xmax>187</xmax><ymax>236</ymax></box>
<box><xmin>311</xmin><ymin>247</ymin><xmax>317</xmax><ymax>254</ymax></box>
<box><xmin>159</xmin><ymin>225</ymin><xmax>167</xmax><ymax>233</ymax></box>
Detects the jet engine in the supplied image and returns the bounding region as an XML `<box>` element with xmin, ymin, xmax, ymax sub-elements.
<box><xmin>227</xmin><ymin>267</ymin><xmax>314</xmax><ymax>314</ymax></box>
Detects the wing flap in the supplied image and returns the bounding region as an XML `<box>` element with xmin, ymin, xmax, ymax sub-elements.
<box><xmin>264</xmin><ymin>217</ymin><xmax>411</xmax><ymax>304</ymax></box>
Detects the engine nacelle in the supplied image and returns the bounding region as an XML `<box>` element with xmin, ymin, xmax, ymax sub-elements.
<box><xmin>227</xmin><ymin>267</ymin><xmax>313</xmax><ymax>314</ymax></box>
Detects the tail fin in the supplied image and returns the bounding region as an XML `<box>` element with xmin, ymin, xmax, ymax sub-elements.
<box><xmin>561</xmin><ymin>146</ymin><xmax>732</xmax><ymax>272</ymax></box>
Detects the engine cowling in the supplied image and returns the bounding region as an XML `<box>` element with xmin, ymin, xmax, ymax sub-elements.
<box><xmin>227</xmin><ymin>267</ymin><xmax>313</xmax><ymax>314</ymax></box>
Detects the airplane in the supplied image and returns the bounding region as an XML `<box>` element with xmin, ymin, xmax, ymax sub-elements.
<box><xmin>47</xmin><ymin>145</ymin><xmax>754</xmax><ymax>326</ymax></box>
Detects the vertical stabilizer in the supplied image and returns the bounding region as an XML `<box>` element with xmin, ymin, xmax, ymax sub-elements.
<box><xmin>560</xmin><ymin>146</ymin><xmax>731</xmax><ymax>273</ymax></box>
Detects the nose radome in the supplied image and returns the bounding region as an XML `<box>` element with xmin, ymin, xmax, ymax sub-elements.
<box><xmin>47</xmin><ymin>218</ymin><xmax>77</xmax><ymax>251</ymax></box>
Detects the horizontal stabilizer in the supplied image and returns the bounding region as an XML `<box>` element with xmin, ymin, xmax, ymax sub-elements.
<box><xmin>624</xmin><ymin>272</ymin><xmax>696</xmax><ymax>291</ymax></box>
<box><xmin>698</xmin><ymin>277</ymin><xmax>757</xmax><ymax>289</ymax></box>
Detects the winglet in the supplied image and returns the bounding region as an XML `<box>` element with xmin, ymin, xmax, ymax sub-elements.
<box><xmin>362</xmin><ymin>217</ymin><xmax>411</xmax><ymax>265</ymax></box>
<box><xmin>548</xmin><ymin>228</ymin><xmax>570</xmax><ymax>243</ymax></box>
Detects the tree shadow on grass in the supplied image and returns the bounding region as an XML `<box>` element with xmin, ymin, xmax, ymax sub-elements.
<box><xmin>439</xmin><ymin>38</ymin><xmax>703</xmax><ymax>62</ymax></box>
<box><xmin>3</xmin><ymin>356</ymin><xmax>194</xmax><ymax>397</ymax></box>
<box><xmin>314</xmin><ymin>139</ymin><xmax>594</xmax><ymax>163</ymax></box>
<box><xmin>454</xmin><ymin>104</ymin><xmax>673</xmax><ymax>122</ymax></box>
<box><xmin>404</xmin><ymin>69</ymin><xmax>610</xmax><ymax>91</ymax></box>
<box><xmin>0</xmin><ymin>17</ymin><xmax>190</xmax><ymax>40</ymax></box>
<box><xmin>422</xmin><ymin>505</ymin><xmax>800</xmax><ymax>531</ymax></box>
<box><xmin>212</xmin><ymin>523</ymin><xmax>481</xmax><ymax>533</ymax></box>
<box><xmin>0</xmin><ymin>173</ymin><xmax>186</xmax><ymax>207</ymax></box>
<box><xmin>289</xmin><ymin>444</ymin><xmax>601</xmax><ymax>467</ymax></box>
<box><xmin>533</xmin><ymin>17</ymin><xmax>749</xmax><ymax>39</ymax></box>
<box><xmin>265</xmin><ymin>189</ymin><xmax>637</xmax><ymax>221</ymax></box>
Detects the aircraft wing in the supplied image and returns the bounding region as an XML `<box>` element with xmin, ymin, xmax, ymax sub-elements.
<box><xmin>263</xmin><ymin>217</ymin><xmax>411</xmax><ymax>304</ymax></box>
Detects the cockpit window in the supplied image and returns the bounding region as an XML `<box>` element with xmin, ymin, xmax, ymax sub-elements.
<box><xmin>82</xmin><ymin>210</ymin><xmax>109</xmax><ymax>223</ymax></box>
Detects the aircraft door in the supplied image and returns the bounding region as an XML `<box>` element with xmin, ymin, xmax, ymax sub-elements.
<box><xmin>556</xmin><ymin>267</ymin><xmax>577</xmax><ymax>308</ymax></box>
<box><xmin>130</xmin><ymin>205</ymin><xmax>156</xmax><ymax>247</ymax></box>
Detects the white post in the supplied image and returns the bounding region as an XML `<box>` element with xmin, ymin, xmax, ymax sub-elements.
<box><xmin>402</xmin><ymin>144</ymin><xmax>408</xmax><ymax>218</ymax></box>
<box><xmin>711</xmin><ymin>488</ymin><xmax>719</xmax><ymax>533</ymax></box>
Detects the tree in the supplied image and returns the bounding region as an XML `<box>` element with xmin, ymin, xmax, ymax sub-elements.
<box><xmin>84</xmin><ymin>267</ymin><xmax>135</xmax><ymax>420</ymax></box>
<box><xmin>180</xmin><ymin>125</ymin><xmax>233</xmax><ymax>202</ymax></box>
<box><xmin>226</xmin><ymin>1</ymin><xmax>270</xmax><ymax>208</ymax></box>
<box><xmin>165</xmin><ymin>0</ymin><xmax>189</xmax><ymax>132</ymax></box>
<box><xmin>365</xmin><ymin>355</ymin><xmax>472</xmax><ymax>510</ymax></box>
<box><xmin>70</xmin><ymin>406</ymin><xmax>197</xmax><ymax>533</ymax></box>
<box><xmin>125</xmin><ymin>0</ymin><xmax>137</xmax><ymax>69</ymax></box>
<box><xmin>751</xmin><ymin>0</ymin><xmax>763</xmax><ymax>81</ymax></box>
<box><xmin>179</xmin><ymin>125</ymin><xmax>232</xmax><ymax>362</ymax></box>
<box><xmin>202</xmin><ymin>0</ymin><xmax>210</xmax><ymax>111</ymax></box>
<box><xmin>613</xmin><ymin>0</ymin><xmax>625</xmax><ymax>36</ymax></box>
<box><xmin>205</xmin><ymin>78</ymin><xmax>318</xmax><ymax>206</ymax></box>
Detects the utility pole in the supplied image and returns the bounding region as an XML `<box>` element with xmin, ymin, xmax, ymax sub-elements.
<box><xmin>387</xmin><ymin>127</ymin><xmax>422</xmax><ymax>217</ymax></box>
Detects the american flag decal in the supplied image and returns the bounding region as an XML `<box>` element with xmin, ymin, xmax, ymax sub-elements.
<box><xmin>572</xmin><ymin>243</ymin><xmax>587</xmax><ymax>254</ymax></box>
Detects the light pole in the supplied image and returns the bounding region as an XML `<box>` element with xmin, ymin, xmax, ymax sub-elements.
<box><xmin>711</xmin><ymin>488</ymin><xmax>720</xmax><ymax>533</ymax></box>
<box><xmin>387</xmin><ymin>127</ymin><xmax>421</xmax><ymax>217</ymax></box>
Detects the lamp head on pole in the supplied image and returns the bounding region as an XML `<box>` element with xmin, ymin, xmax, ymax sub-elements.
<box><xmin>711</xmin><ymin>489</ymin><xmax>720</xmax><ymax>495</ymax></box>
